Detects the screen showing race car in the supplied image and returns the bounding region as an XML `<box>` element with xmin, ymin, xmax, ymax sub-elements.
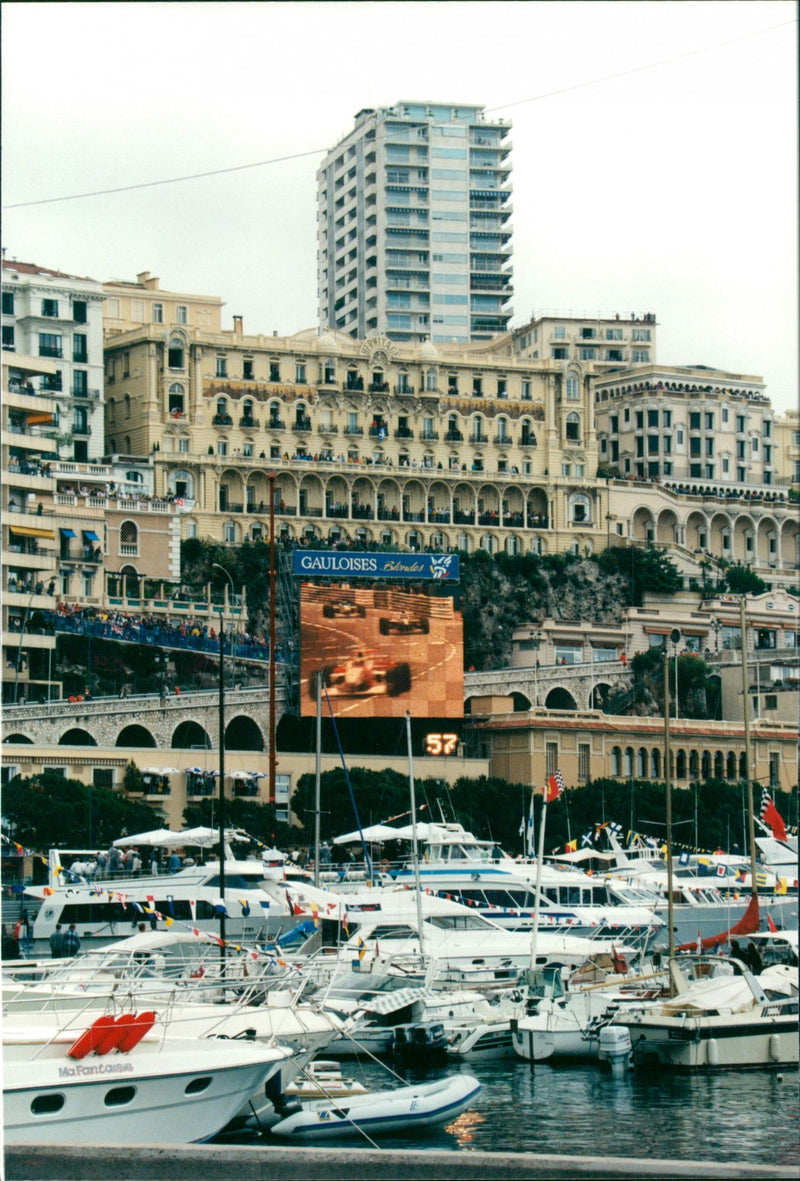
<box><xmin>299</xmin><ymin>582</ymin><xmax>464</xmax><ymax>719</ymax></box>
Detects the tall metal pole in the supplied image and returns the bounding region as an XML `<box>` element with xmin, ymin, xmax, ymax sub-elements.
<box><xmin>268</xmin><ymin>473</ymin><xmax>277</xmax><ymax>808</ymax></box>
<box><xmin>406</xmin><ymin>712</ymin><xmax>426</xmax><ymax>967</ymax></box>
<box><xmin>740</xmin><ymin>597</ymin><xmax>758</xmax><ymax>896</ymax></box>
<box><xmin>211</xmin><ymin>562</ymin><xmax>234</xmax><ymax>965</ymax></box>
<box><xmin>314</xmin><ymin>674</ymin><xmax>322</xmax><ymax>889</ymax></box>
<box><xmin>663</xmin><ymin>650</ymin><xmax>675</xmax><ymax>976</ymax></box>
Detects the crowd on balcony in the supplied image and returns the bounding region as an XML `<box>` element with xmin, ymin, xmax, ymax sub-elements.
<box><xmin>49</xmin><ymin>604</ymin><xmax>283</xmax><ymax>663</ymax></box>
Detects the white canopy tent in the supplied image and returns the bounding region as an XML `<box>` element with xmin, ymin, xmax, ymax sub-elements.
<box><xmin>332</xmin><ymin>824</ymin><xmax>405</xmax><ymax>846</ymax></box>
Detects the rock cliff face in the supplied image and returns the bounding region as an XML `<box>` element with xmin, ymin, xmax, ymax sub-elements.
<box><xmin>460</xmin><ymin>555</ymin><xmax>629</xmax><ymax>671</ymax></box>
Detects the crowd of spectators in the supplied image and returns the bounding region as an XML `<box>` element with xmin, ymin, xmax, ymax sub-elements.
<box><xmin>49</xmin><ymin>604</ymin><xmax>282</xmax><ymax>664</ymax></box>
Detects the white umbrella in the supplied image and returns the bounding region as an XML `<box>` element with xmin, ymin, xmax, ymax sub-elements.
<box><xmin>113</xmin><ymin>828</ymin><xmax>183</xmax><ymax>848</ymax></box>
<box><xmin>180</xmin><ymin>826</ymin><xmax>245</xmax><ymax>847</ymax></box>
<box><xmin>333</xmin><ymin>823</ymin><xmax>404</xmax><ymax>845</ymax></box>
<box><xmin>389</xmin><ymin>822</ymin><xmax>436</xmax><ymax>841</ymax></box>
<box><xmin>141</xmin><ymin>767</ymin><xmax>181</xmax><ymax>775</ymax></box>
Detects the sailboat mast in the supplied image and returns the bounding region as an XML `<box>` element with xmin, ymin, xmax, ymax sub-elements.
<box><xmin>529</xmin><ymin>790</ymin><xmax>547</xmax><ymax>972</ymax></box>
<box><xmin>406</xmin><ymin>712</ymin><xmax>426</xmax><ymax>967</ymax></box>
<box><xmin>314</xmin><ymin>674</ymin><xmax>322</xmax><ymax>889</ymax></box>
<box><xmin>663</xmin><ymin>649</ymin><xmax>675</xmax><ymax>971</ymax></box>
<box><xmin>740</xmin><ymin>596</ymin><xmax>758</xmax><ymax>896</ymax></box>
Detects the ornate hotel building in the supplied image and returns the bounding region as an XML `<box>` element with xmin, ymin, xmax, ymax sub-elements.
<box><xmin>317</xmin><ymin>101</ymin><xmax>513</xmax><ymax>344</ymax></box>
<box><xmin>102</xmin><ymin>322</ymin><xmax>606</xmax><ymax>559</ymax></box>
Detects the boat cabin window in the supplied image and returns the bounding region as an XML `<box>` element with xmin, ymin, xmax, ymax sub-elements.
<box><xmin>31</xmin><ymin>1093</ymin><xmax>65</xmax><ymax>1115</ymax></box>
<box><xmin>426</xmin><ymin>914</ymin><xmax>488</xmax><ymax>931</ymax></box>
<box><xmin>368</xmin><ymin>924</ymin><xmax>418</xmax><ymax>940</ymax></box>
<box><xmin>104</xmin><ymin>1086</ymin><xmax>137</xmax><ymax>1107</ymax></box>
<box><xmin>58</xmin><ymin>899</ymin><xmax>216</xmax><ymax>924</ymax></box>
<box><xmin>523</xmin><ymin>966</ymin><xmax>564</xmax><ymax>1000</ymax></box>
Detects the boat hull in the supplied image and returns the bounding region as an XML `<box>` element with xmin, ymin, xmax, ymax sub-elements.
<box><xmin>622</xmin><ymin>1012</ymin><xmax>800</xmax><ymax>1071</ymax></box>
<box><xmin>269</xmin><ymin>1074</ymin><xmax>481</xmax><ymax>1138</ymax></box>
<box><xmin>3</xmin><ymin>1038</ymin><xmax>289</xmax><ymax>1145</ymax></box>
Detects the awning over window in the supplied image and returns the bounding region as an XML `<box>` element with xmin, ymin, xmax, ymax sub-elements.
<box><xmin>60</xmin><ymin>528</ymin><xmax>77</xmax><ymax>538</ymax></box>
<box><xmin>11</xmin><ymin>525</ymin><xmax>55</xmax><ymax>539</ymax></box>
<box><xmin>83</xmin><ymin>530</ymin><xmax>100</xmax><ymax>542</ymax></box>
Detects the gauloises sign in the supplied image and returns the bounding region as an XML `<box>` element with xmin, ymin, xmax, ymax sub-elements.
<box><xmin>292</xmin><ymin>551</ymin><xmax>460</xmax><ymax>581</ymax></box>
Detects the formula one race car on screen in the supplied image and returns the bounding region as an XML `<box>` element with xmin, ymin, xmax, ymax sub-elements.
<box><xmin>322</xmin><ymin>599</ymin><xmax>367</xmax><ymax>618</ymax></box>
<box><xmin>378</xmin><ymin>611</ymin><xmax>429</xmax><ymax>635</ymax></box>
<box><xmin>310</xmin><ymin>652</ymin><xmax>412</xmax><ymax>698</ymax></box>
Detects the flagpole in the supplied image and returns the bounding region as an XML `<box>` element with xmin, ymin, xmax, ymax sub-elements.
<box><xmin>740</xmin><ymin>596</ymin><xmax>758</xmax><ymax>901</ymax></box>
<box><xmin>406</xmin><ymin>712</ymin><xmax>426</xmax><ymax>969</ymax></box>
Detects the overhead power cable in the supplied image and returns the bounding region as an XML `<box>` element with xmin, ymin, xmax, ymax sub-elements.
<box><xmin>3</xmin><ymin>18</ymin><xmax>793</xmax><ymax>212</ymax></box>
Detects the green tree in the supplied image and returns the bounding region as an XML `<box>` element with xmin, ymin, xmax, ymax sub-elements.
<box><xmin>598</xmin><ymin>544</ymin><xmax>682</xmax><ymax>606</ymax></box>
<box><xmin>1</xmin><ymin>771</ymin><xmax>164</xmax><ymax>850</ymax></box>
<box><xmin>724</xmin><ymin>566</ymin><xmax>768</xmax><ymax>596</ymax></box>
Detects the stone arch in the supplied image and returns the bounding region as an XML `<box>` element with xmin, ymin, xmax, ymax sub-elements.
<box><xmin>171</xmin><ymin>721</ymin><xmax>212</xmax><ymax>750</ymax></box>
<box><xmin>738</xmin><ymin>751</ymin><xmax>747</xmax><ymax>779</ymax></box>
<box><xmin>452</xmin><ymin>481</ymin><xmax>477</xmax><ymax>524</ymax></box>
<box><xmin>4</xmin><ymin>733</ymin><xmax>33</xmax><ymax>743</ymax></box>
<box><xmin>116</xmin><ymin>724</ymin><xmax>157</xmax><ymax>748</ymax></box>
<box><xmin>591</xmin><ymin>682</ymin><xmax>613</xmax><ymax>709</ymax></box>
<box><xmin>731</xmin><ymin>512</ymin><xmax>756</xmax><ymax>563</ymax></box>
<box><xmin>510</xmin><ymin>691</ymin><xmax>532</xmax><ymax>712</ymax></box>
<box><xmin>651</xmin><ymin>748</ymin><xmax>661</xmax><ymax>778</ymax></box>
<box><xmin>656</xmin><ymin>508</ymin><xmax>679</xmax><ymax>546</ymax></box>
<box><xmin>714</xmin><ymin>751</ymin><xmax>725</xmax><ymax>779</ymax></box>
<box><xmin>632</xmin><ymin>506</ymin><xmax>655</xmax><ymax>544</ymax></box>
<box><xmin>685</xmin><ymin>510</ymin><xmax>710</xmax><ymax>552</ymax></box>
<box><xmin>225</xmin><ymin>715</ymin><xmax>264</xmax><ymax>751</ymax></box>
<box><xmin>780</xmin><ymin>518</ymin><xmax>798</xmax><ymax>567</ymax></box>
<box><xmin>675</xmin><ymin>749</ymin><xmax>687</xmax><ymax>779</ymax></box>
<box><xmin>726</xmin><ymin>751</ymin><xmax>737</xmax><ymax>779</ymax></box>
<box><xmin>689</xmin><ymin>749</ymin><xmax>700</xmax><ymax>779</ymax></box>
<box><xmin>637</xmin><ymin>747</ymin><xmax>648</xmax><ymax>776</ymax></box>
<box><xmin>709</xmin><ymin>512</ymin><xmax>733</xmax><ymax>559</ymax></box>
<box><xmin>624</xmin><ymin>746</ymin><xmax>634</xmax><ymax>777</ymax></box>
<box><xmin>611</xmin><ymin>746</ymin><xmax>622</xmax><ymax>776</ymax></box>
<box><xmin>59</xmin><ymin>728</ymin><xmax>98</xmax><ymax>746</ymax></box>
<box><xmin>168</xmin><ymin>469</ymin><xmax>195</xmax><ymax>500</ymax></box>
<box><xmin>701</xmin><ymin>750</ymin><xmax>712</xmax><ymax>780</ymax></box>
<box><xmin>545</xmin><ymin>686</ymin><xmax>577</xmax><ymax>710</ymax></box>
<box><xmin>757</xmin><ymin>516</ymin><xmax>779</xmax><ymax>565</ymax></box>
<box><xmin>476</xmin><ymin>482</ymin><xmax>501</xmax><ymax>523</ymax></box>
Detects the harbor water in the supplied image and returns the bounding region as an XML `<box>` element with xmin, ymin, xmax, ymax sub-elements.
<box><xmin>218</xmin><ymin>1056</ymin><xmax>799</xmax><ymax>1167</ymax></box>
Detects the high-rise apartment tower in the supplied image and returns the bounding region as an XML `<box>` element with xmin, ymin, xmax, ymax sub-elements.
<box><xmin>317</xmin><ymin>101</ymin><xmax>513</xmax><ymax>345</ymax></box>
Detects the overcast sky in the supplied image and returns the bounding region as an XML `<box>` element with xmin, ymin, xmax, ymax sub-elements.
<box><xmin>2</xmin><ymin>1</ymin><xmax>797</xmax><ymax>410</ymax></box>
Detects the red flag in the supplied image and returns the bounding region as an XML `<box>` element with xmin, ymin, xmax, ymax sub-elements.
<box><xmin>544</xmin><ymin>770</ymin><xmax>564</xmax><ymax>803</ymax></box>
<box><xmin>767</xmin><ymin>913</ymin><xmax>778</xmax><ymax>933</ymax></box>
<box><xmin>761</xmin><ymin>791</ymin><xmax>787</xmax><ymax>841</ymax></box>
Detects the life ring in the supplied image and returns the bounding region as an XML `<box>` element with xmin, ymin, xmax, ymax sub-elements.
<box><xmin>379</xmin><ymin>859</ymin><xmax>391</xmax><ymax>874</ymax></box>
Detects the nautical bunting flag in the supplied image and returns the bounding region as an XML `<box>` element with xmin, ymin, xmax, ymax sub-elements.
<box><xmin>239</xmin><ymin>898</ymin><xmax>251</xmax><ymax>916</ymax></box>
<box><xmin>544</xmin><ymin>769</ymin><xmax>564</xmax><ymax>803</ymax></box>
<box><xmin>760</xmin><ymin>788</ymin><xmax>788</xmax><ymax>841</ymax></box>
<box><xmin>581</xmin><ymin>830</ymin><xmax>594</xmax><ymax>848</ymax></box>
<box><xmin>565</xmin><ymin>839</ymin><xmax>578</xmax><ymax>853</ymax></box>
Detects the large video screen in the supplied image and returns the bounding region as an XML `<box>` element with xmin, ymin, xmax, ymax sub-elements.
<box><xmin>299</xmin><ymin>583</ymin><xmax>464</xmax><ymax>719</ymax></box>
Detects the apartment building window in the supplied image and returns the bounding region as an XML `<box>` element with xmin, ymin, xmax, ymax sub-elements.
<box><xmin>663</xmin><ymin>410</ymin><xmax>672</xmax><ymax>427</ymax></box>
<box><xmin>606</xmin><ymin>328</ymin><xmax>623</xmax><ymax>341</ymax></box>
<box><xmin>606</xmin><ymin>350</ymin><xmax>623</xmax><ymax>362</ymax></box>
<box><xmin>72</xmin><ymin>300</ymin><xmax>88</xmax><ymax>324</ymax></box>
<box><xmin>566</xmin><ymin>375</ymin><xmax>579</xmax><ymax>400</ymax></box>
<box><xmin>217</xmin><ymin>440</ymin><xmax>228</xmax><ymax>456</ymax></box>
<box><xmin>737</xmin><ymin>440</ymin><xmax>746</xmax><ymax>459</ymax></box>
<box><xmin>706</xmin><ymin>438</ymin><xmax>714</xmax><ymax>457</ymax></box>
<box><xmin>152</xmin><ymin>303</ymin><xmax>164</xmax><ymax>324</ymax></box>
<box><xmin>521</xmin><ymin>379</ymin><xmax>531</xmax><ymax>400</ymax></box>
<box><xmin>168</xmin><ymin>340</ymin><xmax>184</xmax><ymax>369</ymax></box>
<box><xmin>632</xmin><ymin>328</ymin><xmax>650</xmax><ymax>341</ymax></box>
<box><xmin>546</xmin><ymin>742</ymin><xmax>558</xmax><ymax>777</ymax></box>
<box><xmin>178</xmin><ymin>436</ymin><xmax>189</xmax><ymax>453</ymax></box>
<box><xmin>689</xmin><ymin>412</ymin><xmax>701</xmax><ymax>430</ymax></box>
<box><xmin>579</xmin><ymin>348</ymin><xmax>596</xmax><ymax>360</ymax></box>
<box><xmin>635</xmin><ymin>411</ymin><xmax>644</xmax><ymax>430</ymax></box>
<box><xmin>242</xmin><ymin>359</ymin><xmax>254</xmax><ymax>381</ymax></box>
<box><xmin>578</xmin><ymin>743</ymin><xmax>591</xmax><ymax>782</ymax></box>
<box><xmin>295</xmin><ymin>362</ymin><xmax>306</xmax><ymax>384</ymax></box>
<box><xmin>632</xmin><ymin>350</ymin><xmax>649</xmax><ymax>362</ymax></box>
<box><xmin>269</xmin><ymin>361</ymin><xmax>280</xmax><ymax>382</ymax></box>
<box><xmin>2</xmin><ymin>325</ymin><xmax>14</xmax><ymax>350</ymax></box>
<box><xmin>705</xmin><ymin>412</ymin><xmax>714</xmax><ymax>430</ymax></box>
<box><xmin>497</xmin><ymin>377</ymin><xmax>507</xmax><ymax>398</ymax></box>
<box><xmin>73</xmin><ymin>334</ymin><xmax>88</xmax><ymax>362</ymax></box>
<box><xmin>751</xmin><ymin>437</ymin><xmax>759</xmax><ymax>455</ymax></box>
<box><xmin>2</xmin><ymin>292</ymin><xmax>14</xmax><ymax>315</ymax></box>
<box><xmin>176</xmin><ymin>305</ymin><xmax>187</xmax><ymax>324</ymax></box>
<box><xmin>552</xmin><ymin>347</ymin><xmax>568</xmax><ymax>360</ymax></box>
<box><xmin>736</xmin><ymin>415</ymin><xmax>746</xmax><ymax>433</ymax></box>
<box><xmin>553</xmin><ymin>325</ymin><xmax>566</xmax><ymax>339</ymax></box>
<box><xmin>41</xmin><ymin>298</ymin><xmax>59</xmax><ymax>317</ymax></box>
<box><xmin>763</xmin><ymin>444</ymin><xmax>771</xmax><ymax>463</ymax></box>
<box><xmin>763</xmin><ymin>420</ymin><xmax>772</xmax><ymax>437</ymax></box>
<box><xmin>38</xmin><ymin>332</ymin><xmax>62</xmax><ymax>358</ymax></box>
<box><xmin>215</xmin><ymin>356</ymin><xmax>227</xmax><ymax>378</ymax></box>
<box><xmin>580</xmin><ymin>327</ymin><xmax>596</xmax><ymax>339</ymax></box>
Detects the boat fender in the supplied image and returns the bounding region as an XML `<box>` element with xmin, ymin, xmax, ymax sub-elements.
<box><xmin>707</xmin><ymin>1038</ymin><xmax>719</xmax><ymax>1067</ymax></box>
<box><xmin>66</xmin><ymin>1015</ymin><xmax>117</xmax><ymax>1059</ymax></box>
<box><xmin>769</xmin><ymin>1034</ymin><xmax>781</xmax><ymax>1063</ymax></box>
<box><xmin>115</xmin><ymin>1011</ymin><xmax>156</xmax><ymax>1053</ymax></box>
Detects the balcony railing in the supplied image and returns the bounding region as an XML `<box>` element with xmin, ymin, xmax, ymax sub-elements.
<box><xmin>344</xmin><ymin>425</ymin><xmax>364</xmax><ymax>436</ymax></box>
<box><xmin>267</xmin><ymin>417</ymin><xmax>286</xmax><ymax>430</ymax></box>
<box><xmin>394</xmin><ymin>385</ymin><xmax>415</xmax><ymax>395</ymax></box>
<box><xmin>239</xmin><ymin>416</ymin><xmax>260</xmax><ymax>429</ymax></box>
<box><xmin>394</xmin><ymin>428</ymin><xmax>414</xmax><ymax>440</ymax></box>
<box><xmin>292</xmin><ymin>418</ymin><xmax>312</xmax><ymax>432</ymax></box>
<box><xmin>212</xmin><ymin>415</ymin><xmax>234</xmax><ymax>427</ymax></box>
